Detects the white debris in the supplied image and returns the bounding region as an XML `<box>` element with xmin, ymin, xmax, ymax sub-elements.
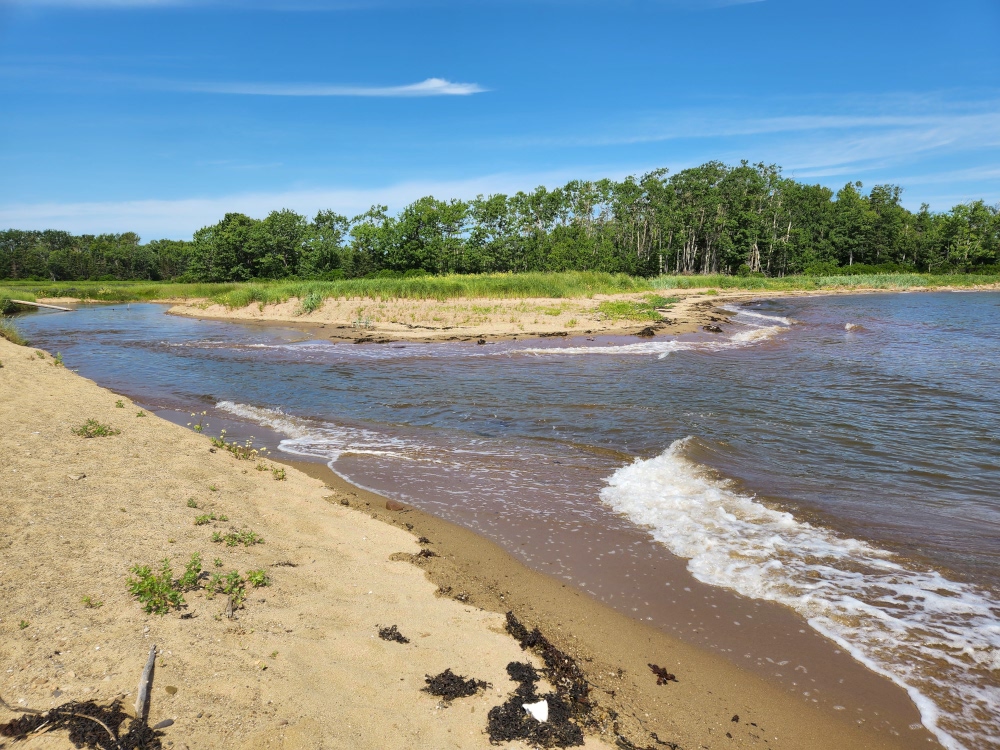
<box><xmin>523</xmin><ymin>699</ymin><xmax>548</xmax><ymax>723</ymax></box>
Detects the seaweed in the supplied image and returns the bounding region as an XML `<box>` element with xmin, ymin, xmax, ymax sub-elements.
<box><xmin>377</xmin><ymin>624</ymin><xmax>410</xmax><ymax>644</ymax></box>
<box><xmin>647</xmin><ymin>664</ymin><xmax>677</xmax><ymax>685</ymax></box>
<box><xmin>0</xmin><ymin>697</ymin><xmax>162</xmax><ymax>750</ymax></box>
<box><xmin>422</xmin><ymin>669</ymin><xmax>490</xmax><ymax>701</ymax></box>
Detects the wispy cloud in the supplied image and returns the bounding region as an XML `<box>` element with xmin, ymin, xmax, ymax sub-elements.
<box><xmin>176</xmin><ymin>77</ymin><xmax>486</xmax><ymax>97</ymax></box>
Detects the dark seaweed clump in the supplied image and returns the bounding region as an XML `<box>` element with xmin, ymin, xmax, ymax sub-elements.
<box><xmin>377</xmin><ymin>624</ymin><xmax>410</xmax><ymax>644</ymax></box>
<box><xmin>423</xmin><ymin>669</ymin><xmax>490</xmax><ymax>701</ymax></box>
<box><xmin>486</xmin><ymin>612</ymin><xmax>594</xmax><ymax>747</ymax></box>
<box><xmin>0</xmin><ymin>698</ymin><xmax>162</xmax><ymax>750</ymax></box>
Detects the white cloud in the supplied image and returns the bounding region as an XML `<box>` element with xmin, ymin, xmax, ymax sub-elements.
<box><xmin>177</xmin><ymin>77</ymin><xmax>486</xmax><ymax>97</ymax></box>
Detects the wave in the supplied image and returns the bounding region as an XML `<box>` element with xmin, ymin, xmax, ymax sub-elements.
<box><xmin>511</xmin><ymin>303</ymin><xmax>790</xmax><ymax>359</ymax></box>
<box><xmin>599</xmin><ymin>439</ymin><xmax>1000</xmax><ymax>750</ymax></box>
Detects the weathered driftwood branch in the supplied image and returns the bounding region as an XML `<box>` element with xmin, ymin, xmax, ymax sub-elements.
<box><xmin>134</xmin><ymin>644</ymin><xmax>157</xmax><ymax>721</ymax></box>
<box><xmin>9</xmin><ymin>300</ymin><xmax>74</xmax><ymax>312</ymax></box>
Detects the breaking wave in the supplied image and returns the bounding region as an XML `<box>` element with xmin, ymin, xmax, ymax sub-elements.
<box><xmin>600</xmin><ymin>439</ymin><xmax>1000</xmax><ymax>750</ymax></box>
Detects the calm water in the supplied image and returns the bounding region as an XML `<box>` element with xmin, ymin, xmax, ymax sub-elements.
<box><xmin>15</xmin><ymin>291</ymin><xmax>1000</xmax><ymax>750</ymax></box>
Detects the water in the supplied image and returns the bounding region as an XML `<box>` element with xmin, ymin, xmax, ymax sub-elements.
<box><xmin>13</xmin><ymin>291</ymin><xmax>1000</xmax><ymax>750</ymax></box>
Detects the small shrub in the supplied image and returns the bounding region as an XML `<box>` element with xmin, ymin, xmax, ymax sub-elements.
<box><xmin>271</xmin><ymin>466</ymin><xmax>286</xmax><ymax>481</ymax></box>
<box><xmin>18</xmin><ymin>620</ymin><xmax>29</xmax><ymax>630</ymax></box>
<box><xmin>194</xmin><ymin>513</ymin><xmax>228</xmax><ymax>525</ymax></box>
<box><xmin>136</xmin><ymin>410</ymin><xmax>146</xmax><ymax>417</ymax></box>
<box><xmin>72</xmin><ymin>419</ymin><xmax>120</xmax><ymax>438</ymax></box>
<box><xmin>246</xmin><ymin>569</ymin><xmax>270</xmax><ymax>588</ymax></box>
<box><xmin>115</xmin><ymin>400</ymin><xmax>125</xmax><ymax>408</ymax></box>
<box><xmin>53</xmin><ymin>352</ymin><xmax>64</xmax><ymax>367</ymax></box>
<box><xmin>187</xmin><ymin>498</ymin><xmax>198</xmax><ymax>508</ymax></box>
<box><xmin>213</xmin><ymin>557</ymin><xmax>223</xmax><ymax>568</ymax></box>
<box><xmin>127</xmin><ymin>559</ymin><xmax>185</xmax><ymax>615</ymax></box>
<box><xmin>81</xmin><ymin>596</ymin><xmax>103</xmax><ymax>609</ymax></box>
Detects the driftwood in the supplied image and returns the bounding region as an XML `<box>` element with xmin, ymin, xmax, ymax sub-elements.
<box><xmin>9</xmin><ymin>300</ymin><xmax>74</xmax><ymax>312</ymax></box>
<box><xmin>134</xmin><ymin>645</ymin><xmax>157</xmax><ymax>721</ymax></box>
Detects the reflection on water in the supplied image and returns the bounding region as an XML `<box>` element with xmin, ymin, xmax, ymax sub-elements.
<box><xmin>15</xmin><ymin>291</ymin><xmax>1000</xmax><ymax>750</ymax></box>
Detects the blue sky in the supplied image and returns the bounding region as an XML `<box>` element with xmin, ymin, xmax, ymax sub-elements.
<box><xmin>1</xmin><ymin>0</ymin><xmax>998</xmax><ymax>239</ymax></box>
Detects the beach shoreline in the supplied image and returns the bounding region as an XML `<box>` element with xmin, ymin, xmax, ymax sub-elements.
<box><xmin>0</xmin><ymin>334</ymin><xmax>938</xmax><ymax>749</ymax></box>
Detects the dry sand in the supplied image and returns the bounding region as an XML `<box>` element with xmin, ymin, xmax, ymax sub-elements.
<box><xmin>0</xmin><ymin>335</ymin><xmax>934</xmax><ymax>749</ymax></box>
<box><xmin>164</xmin><ymin>291</ymin><xmax>735</xmax><ymax>342</ymax></box>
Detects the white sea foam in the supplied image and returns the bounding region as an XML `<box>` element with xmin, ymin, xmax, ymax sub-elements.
<box><xmin>510</xmin><ymin>303</ymin><xmax>790</xmax><ymax>358</ymax></box>
<box><xmin>600</xmin><ymin>439</ymin><xmax>1000</xmax><ymax>750</ymax></box>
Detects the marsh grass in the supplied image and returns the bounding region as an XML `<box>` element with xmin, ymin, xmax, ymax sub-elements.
<box><xmin>598</xmin><ymin>294</ymin><xmax>677</xmax><ymax>321</ymax></box>
<box><xmin>651</xmin><ymin>272</ymin><xmax>1000</xmax><ymax>291</ymax></box>
<box><xmin>0</xmin><ymin>316</ymin><xmax>27</xmax><ymax>346</ymax></box>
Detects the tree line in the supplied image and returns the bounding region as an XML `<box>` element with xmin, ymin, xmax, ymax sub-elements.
<box><xmin>3</xmin><ymin>161</ymin><xmax>999</xmax><ymax>282</ymax></box>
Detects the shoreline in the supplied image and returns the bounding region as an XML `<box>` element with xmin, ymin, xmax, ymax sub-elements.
<box><xmin>32</xmin><ymin>282</ymin><xmax>997</xmax><ymax>345</ymax></box>
<box><xmin>0</xmin><ymin>334</ymin><xmax>937</xmax><ymax>749</ymax></box>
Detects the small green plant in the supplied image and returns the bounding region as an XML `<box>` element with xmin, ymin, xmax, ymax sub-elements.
<box><xmin>72</xmin><ymin>419</ymin><xmax>121</xmax><ymax>438</ymax></box>
<box><xmin>176</xmin><ymin>552</ymin><xmax>202</xmax><ymax>590</ymax></box>
<box><xmin>246</xmin><ymin>569</ymin><xmax>270</xmax><ymax>588</ymax></box>
<box><xmin>194</xmin><ymin>512</ymin><xmax>228</xmax><ymax>525</ymax></box>
<box><xmin>207</xmin><ymin>571</ymin><xmax>246</xmax><ymax>606</ymax></box>
<box><xmin>53</xmin><ymin>352</ymin><xmax>64</xmax><ymax>367</ymax></box>
<box><xmin>211</xmin><ymin>430</ymin><xmax>267</xmax><ymax>461</ymax></box>
<box><xmin>81</xmin><ymin>595</ymin><xmax>103</xmax><ymax>609</ymax></box>
<box><xmin>127</xmin><ymin>559</ymin><xmax>185</xmax><ymax>615</ymax></box>
<box><xmin>116</xmin><ymin>400</ymin><xmax>125</xmax><ymax>408</ymax></box>
<box><xmin>271</xmin><ymin>466</ymin><xmax>286</xmax><ymax>481</ymax></box>
<box><xmin>187</xmin><ymin>498</ymin><xmax>198</xmax><ymax>508</ymax></box>
<box><xmin>212</xmin><ymin>529</ymin><xmax>264</xmax><ymax>547</ymax></box>
<box><xmin>270</xmin><ymin>651</ymin><xmax>278</xmax><ymax>658</ymax></box>
<box><xmin>0</xmin><ymin>317</ymin><xmax>28</xmax><ymax>346</ymax></box>
<box><xmin>255</xmin><ymin>462</ymin><xmax>269</xmax><ymax>472</ymax></box>
<box><xmin>187</xmin><ymin>410</ymin><xmax>208</xmax><ymax>433</ymax></box>
<box><xmin>208</xmin><ymin>485</ymin><xmax>218</xmax><ymax>492</ymax></box>
<box><xmin>18</xmin><ymin>620</ymin><xmax>29</xmax><ymax>630</ymax></box>
<box><xmin>35</xmin><ymin>350</ymin><xmax>45</xmax><ymax>359</ymax></box>
<box><xmin>136</xmin><ymin>410</ymin><xmax>146</xmax><ymax>417</ymax></box>
<box><xmin>213</xmin><ymin>557</ymin><xmax>224</xmax><ymax>568</ymax></box>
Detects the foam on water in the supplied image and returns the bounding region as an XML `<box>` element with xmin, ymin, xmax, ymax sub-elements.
<box><xmin>511</xmin><ymin>303</ymin><xmax>789</xmax><ymax>358</ymax></box>
<box><xmin>600</xmin><ymin>439</ymin><xmax>1000</xmax><ymax>750</ymax></box>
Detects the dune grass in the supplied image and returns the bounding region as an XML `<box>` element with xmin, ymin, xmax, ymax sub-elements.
<box><xmin>651</xmin><ymin>273</ymin><xmax>1000</xmax><ymax>291</ymax></box>
<box><xmin>1</xmin><ymin>271</ymin><xmax>997</xmax><ymax>311</ymax></box>
<box><xmin>210</xmin><ymin>272</ymin><xmax>653</xmax><ymax>308</ymax></box>
<box><xmin>0</xmin><ymin>316</ymin><xmax>28</xmax><ymax>346</ymax></box>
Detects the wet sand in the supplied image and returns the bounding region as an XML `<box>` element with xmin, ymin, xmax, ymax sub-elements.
<box><xmin>0</xmin><ymin>334</ymin><xmax>936</xmax><ymax>749</ymax></box>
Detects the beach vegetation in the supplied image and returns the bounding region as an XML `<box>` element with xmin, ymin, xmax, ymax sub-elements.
<box><xmin>187</xmin><ymin>498</ymin><xmax>198</xmax><ymax>508</ymax></box>
<box><xmin>115</xmin><ymin>400</ymin><xmax>125</xmax><ymax>408</ymax></box>
<box><xmin>207</xmin><ymin>571</ymin><xmax>246</xmax><ymax>606</ymax></box>
<box><xmin>246</xmin><ymin>569</ymin><xmax>270</xmax><ymax>588</ymax></box>
<box><xmin>136</xmin><ymin>410</ymin><xmax>145</xmax><ymax>417</ymax></box>
<box><xmin>81</xmin><ymin>596</ymin><xmax>103</xmax><ymax>609</ymax></box>
<box><xmin>72</xmin><ymin>419</ymin><xmax>120</xmax><ymax>438</ymax></box>
<box><xmin>127</xmin><ymin>559</ymin><xmax>186</xmax><ymax>614</ymax></box>
<box><xmin>598</xmin><ymin>295</ymin><xmax>676</xmax><ymax>321</ymax></box>
<box><xmin>194</xmin><ymin>512</ymin><xmax>228</xmax><ymax>525</ymax></box>
<box><xmin>213</xmin><ymin>557</ymin><xmax>223</xmax><ymax>567</ymax></box>
<box><xmin>0</xmin><ymin>316</ymin><xmax>27</xmax><ymax>346</ymax></box>
<box><xmin>18</xmin><ymin>620</ymin><xmax>29</xmax><ymax>630</ymax></box>
<box><xmin>53</xmin><ymin>352</ymin><xmax>64</xmax><ymax>367</ymax></box>
<box><xmin>271</xmin><ymin>466</ymin><xmax>286</xmax><ymax>481</ymax></box>
<box><xmin>211</xmin><ymin>529</ymin><xmax>263</xmax><ymax>547</ymax></box>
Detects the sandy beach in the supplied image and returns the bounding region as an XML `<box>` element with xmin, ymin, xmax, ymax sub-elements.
<box><xmin>0</xmin><ymin>322</ymin><xmax>943</xmax><ymax>749</ymax></box>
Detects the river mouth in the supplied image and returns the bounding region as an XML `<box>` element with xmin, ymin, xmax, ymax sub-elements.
<box><xmin>15</xmin><ymin>291</ymin><xmax>1000</xmax><ymax>750</ymax></box>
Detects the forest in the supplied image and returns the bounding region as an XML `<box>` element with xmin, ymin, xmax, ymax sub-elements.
<box><xmin>2</xmin><ymin>161</ymin><xmax>998</xmax><ymax>282</ymax></box>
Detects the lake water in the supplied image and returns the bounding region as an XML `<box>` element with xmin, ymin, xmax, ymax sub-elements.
<box><xmin>14</xmin><ymin>291</ymin><xmax>1000</xmax><ymax>750</ymax></box>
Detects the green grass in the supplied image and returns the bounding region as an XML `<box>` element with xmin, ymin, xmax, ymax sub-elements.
<box><xmin>0</xmin><ymin>288</ymin><xmax>37</xmax><ymax>315</ymax></box>
<box><xmin>0</xmin><ymin>316</ymin><xmax>28</xmax><ymax>346</ymax></box>
<box><xmin>598</xmin><ymin>294</ymin><xmax>679</xmax><ymax>321</ymax></box>
<box><xmin>71</xmin><ymin>419</ymin><xmax>120</xmax><ymax>438</ymax></box>
<box><xmin>1</xmin><ymin>271</ymin><xmax>997</xmax><ymax>311</ymax></box>
<box><xmin>651</xmin><ymin>273</ymin><xmax>1000</xmax><ymax>291</ymax></box>
<box><xmin>209</xmin><ymin>271</ymin><xmax>653</xmax><ymax>308</ymax></box>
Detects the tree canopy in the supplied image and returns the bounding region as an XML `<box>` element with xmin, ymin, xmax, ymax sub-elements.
<box><xmin>3</xmin><ymin>162</ymin><xmax>998</xmax><ymax>282</ymax></box>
